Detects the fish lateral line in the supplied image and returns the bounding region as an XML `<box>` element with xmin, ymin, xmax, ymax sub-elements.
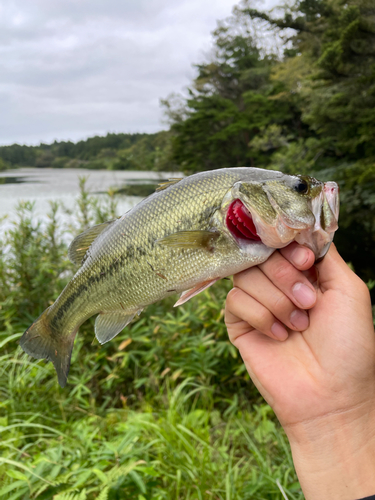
<box><xmin>147</xmin><ymin>260</ymin><xmax>168</xmax><ymax>280</ymax></box>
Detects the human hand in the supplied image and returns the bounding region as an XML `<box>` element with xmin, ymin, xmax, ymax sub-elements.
<box><xmin>225</xmin><ymin>243</ymin><xmax>375</xmax><ymax>500</ymax></box>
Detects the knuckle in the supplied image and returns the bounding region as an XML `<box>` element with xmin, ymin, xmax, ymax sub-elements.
<box><xmin>226</xmin><ymin>287</ymin><xmax>240</xmax><ymax>308</ymax></box>
<box><xmin>358</xmin><ymin>278</ymin><xmax>371</xmax><ymax>300</ymax></box>
<box><xmin>272</xmin><ymin>291</ymin><xmax>291</xmax><ymax>315</ymax></box>
<box><xmin>228</xmin><ymin>331</ymin><xmax>239</xmax><ymax>346</ymax></box>
<box><xmin>256</xmin><ymin>306</ymin><xmax>271</xmax><ymax>327</ymax></box>
<box><xmin>347</xmin><ymin>271</ymin><xmax>370</xmax><ymax>298</ymax></box>
<box><xmin>272</xmin><ymin>261</ymin><xmax>292</xmax><ymax>282</ymax></box>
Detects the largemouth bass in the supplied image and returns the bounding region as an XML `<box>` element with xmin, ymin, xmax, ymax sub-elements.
<box><xmin>20</xmin><ymin>167</ymin><xmax>339</xmax><ymax>387</ymax></box>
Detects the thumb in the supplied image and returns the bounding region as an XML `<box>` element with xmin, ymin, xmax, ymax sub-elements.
<box><xmin>316</xmin><ymin>243</ymin><xmax>356</xmax><ymax>292</ymax></box>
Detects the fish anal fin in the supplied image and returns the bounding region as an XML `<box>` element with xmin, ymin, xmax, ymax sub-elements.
<box><xmin>155</xmin><ymin>178</ymin><xmax>183</xmax><ymax>192</ymax></box>
<box><xmin>156</xmin><ymin>230</ymin><xmax>219</xmax><ymax>251</ymax></box>
<box><xmin>95</xmin><ymin>309</ymin><xmax>143</xmax><ymax>345</ymax></box>
<box><xmin>68</xmin><ymin>219</ymin><xmax>118</xmax><ymax>265</ymax></box>
<box><xmin>174</xmin><ymin>279</ymin><xmax>219</xmax><ymax>307</ymax></box>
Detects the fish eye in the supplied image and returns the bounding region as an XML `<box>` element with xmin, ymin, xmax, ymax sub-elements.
<box><xmin>294</xmin><ymin>178</ymin><xmax>309</xmax><ymax>194</ymax></box>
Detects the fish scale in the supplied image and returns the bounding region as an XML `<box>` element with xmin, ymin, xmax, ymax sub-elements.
<box><xmin>19</xmin><ymin>167</ymin><xmax>339</xmax><ymax>387</ymax></box>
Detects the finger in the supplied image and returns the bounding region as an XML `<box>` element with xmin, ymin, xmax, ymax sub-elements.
<box><xmin>225</xmin><ymin>287</ymin><xmax>289</xmax><ymax>343</ymax></box>
<box><xmin>280</xmin><ymin>243</ymin><xmax>315</xmax><ymax>270</ymax></box>
<box><xmin>259</xmin><ymin>251</ymin><xmax>317</xmax><ymax>310</ymax></box>
<box><xmin>234</xmin><ymin>267</ymin><xmax>309</xmax><ymax>332</ymax></box>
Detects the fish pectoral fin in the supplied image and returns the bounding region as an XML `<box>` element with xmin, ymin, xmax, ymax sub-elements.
<box><xmin>174</xmin><ymin>279</ymin><xmax>219</xmax><ymax>307</ymax></box>
<box><xmin>155</xmin><ymin>178</ymin><xmax>183</xmax><ymax>191</ymax></box>
<box><xmin>95</xmin><ymin>309</ymin><xmax>143</xmax><ymax>345</ymax></box>
<box><xmin>156</xmin><ymin>230</ymin><xmax>220</xmax><ymax>250</ymax></box>
<box><xmin>68</xmin><ymin>219</ymin><xmax>118</xmax><ymax>266</ymax></box>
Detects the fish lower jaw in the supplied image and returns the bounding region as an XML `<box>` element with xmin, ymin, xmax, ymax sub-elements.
<box><xmin>295</xmin><ymin>227</ymin><xmax>335</xmax><ymax>260</ymax></box>
<box><xmin>249</xmin><ymin>213</ymin><xmax>300</xmax><ymax>249</ymax></box>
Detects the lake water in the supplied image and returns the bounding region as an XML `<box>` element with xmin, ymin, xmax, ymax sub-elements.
<box><xmin>0</xmin><ymin>167</ymin><xmax>181</xmax><ymax>235</ymax></box>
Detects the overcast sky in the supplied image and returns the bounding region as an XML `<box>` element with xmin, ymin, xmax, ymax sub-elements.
<box><xmin>1</xmin><ymin>0</ymin><xmax>276</xmax><ymax>146</ymax></box>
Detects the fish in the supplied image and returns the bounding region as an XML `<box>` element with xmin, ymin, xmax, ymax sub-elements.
<box><xmin>19</xmin><ymin>167</ymin><xmax>339</xmax><ymax>387</ymax></box>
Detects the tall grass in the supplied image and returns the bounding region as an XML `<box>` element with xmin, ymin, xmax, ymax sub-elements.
<box><xmin>0</xmin><ymin>181</ymin><xmax>302</xmax><ymax>499</ymax></box>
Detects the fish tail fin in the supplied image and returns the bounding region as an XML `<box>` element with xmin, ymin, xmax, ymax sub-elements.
<box><xmin>19</xmin><ymin>307</ymin><xmax>76</xmax><ymax>388</ymax></box>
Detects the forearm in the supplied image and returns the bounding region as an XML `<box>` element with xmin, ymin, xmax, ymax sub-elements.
<box><xmin>285</xmin><ymin>403</ymin><xmax>375</xmax><ymax>500</ymax></box>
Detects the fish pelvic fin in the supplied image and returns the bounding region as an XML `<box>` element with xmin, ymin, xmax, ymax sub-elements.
<box><xmin>174</xmin><ymin>279</ymin><xmax>219</xmax><ymax>307</ymax></box>
<box><xmin>19</xmin><ymin>308</ymin><xmax>76</xmax><ymax>388</ymax></box>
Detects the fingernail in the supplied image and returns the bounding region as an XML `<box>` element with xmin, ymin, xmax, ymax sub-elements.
<box><xmin>292</xmin><ymin>283</ymin><xmax>316</xmax><ymax>308</ymax></box>
<box><xmin>291</xmin><ymin>247</ymin><xmax>309</xmax><ymax>267</ymax></box>
<box><xmin>290</xmin><ymin>309</ymin><xmax>309</xmax><ymax>331</ymax></box>
<box><xmin>271</xmin><ymin>322</ymin><xmax>288</xmax><ymax>340</ymax></box>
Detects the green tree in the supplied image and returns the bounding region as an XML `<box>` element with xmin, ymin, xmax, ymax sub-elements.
<box><xmin>164</xmin><ymin>9</ymin><xmax>302</xmax><ymax>172</ymax></box>
<box><xmin>0</xmin><ymin>157</ymin><xmax>9</xmax><ymax>171</ymax></box>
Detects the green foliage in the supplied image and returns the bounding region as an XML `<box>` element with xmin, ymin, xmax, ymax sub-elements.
<box><xmin>0</xmin><ymin>380</ymin><xmax>300</xmax><ymax>499</ymax></box>
<box><xmin>0</xmin><ymin>185</ymin><xmax>301</xmax><ymax>499</ymax></box>
<box><xmin>169</xmin><ymin>0</ymin><xmax>374</xmax><ymax>173</ymax></box>
<box><xmin>112</xmin><ymin>132</ymin><xmax>177</xmax><ymax>172</ymax></box>
<box><xmin>0</xmin><ymin>157</ymin><xmax>10</xmax><ymax>171</ymax></box>
<box><xmin>0</xmin><ymin>201</ymin><xmax>70</xmax><ymax>330</ymax></box>
<box><xmin>0</xmin><ymin>143</ymin><xmax>38</xmax><ymax>167</ymax></box>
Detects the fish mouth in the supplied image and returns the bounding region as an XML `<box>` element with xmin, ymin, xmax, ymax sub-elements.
<box><xmin>294</xmin><ymin>181</ymin><xmax>340</xmax><ymax>260</ymax></box>
<box><xmin>226</xmin><ymin>199</ymin><xmax>262</xmax><ymax>242</ymax></box>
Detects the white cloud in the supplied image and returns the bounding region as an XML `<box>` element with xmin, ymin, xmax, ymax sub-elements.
<box><xmin>0</xmin><ymin>0</ymin><xmax>279</xmax><ymax>145</ymax></box>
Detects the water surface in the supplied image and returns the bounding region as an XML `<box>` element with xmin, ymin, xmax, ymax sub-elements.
<box><xmin>0</xmin><ymin>167</ymin><xmax>180</xmax><ymax>234</ymax></box>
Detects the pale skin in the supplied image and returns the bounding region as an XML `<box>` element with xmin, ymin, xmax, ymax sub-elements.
<box><xmin>225</xmin><ymin>243</ymin><xmax>375</xmax><ymax>500</ymax></box>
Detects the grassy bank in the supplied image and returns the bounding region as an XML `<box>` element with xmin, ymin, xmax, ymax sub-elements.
<box><xmin>0</xmin><ymin>183</ymin><xmax>302</xmax><ymax>499</ymax></box>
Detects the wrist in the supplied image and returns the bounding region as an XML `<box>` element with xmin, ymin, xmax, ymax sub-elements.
<box><xmin>285</xmin><ymin>402</ymin><xmax>375</xmax><ymax>500</ymax></box>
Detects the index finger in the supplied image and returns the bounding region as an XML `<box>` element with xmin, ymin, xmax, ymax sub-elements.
<box><xmin>279</xmin><ymin>242</ymin><xmax>315</xmax><ymax>271</ymax></box>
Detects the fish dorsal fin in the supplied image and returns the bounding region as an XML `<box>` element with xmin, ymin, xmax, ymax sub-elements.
<box><xmin>155</xmin><ymin>178</ymin><xmax>183</xmax><ymax>192</ymax></box>
<box><xmin>95</xmin><ymin>309</ymin><xmax>143</xmax><ymax>344</ymax></box>
<box><xmin>68</xmin><ymin>219</ymin><xmax>117</xmax><ymax>265</ymax></box>
<box><xmin>174</xmin><ymin>279</ymin><xmax>219</xmax><ymax>307</ymax></box>
<box><xmin>156</xmin><ymin>230</ymin><xmax>219</xmax><ymax>250</ymax></box>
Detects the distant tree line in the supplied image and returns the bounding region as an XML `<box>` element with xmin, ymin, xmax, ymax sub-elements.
<box><xmin>0</xmin><ymin>131</ymin><xmax>177</xmax><ymax>172</ymax></box>
<box><xmin>0</xmin><ymin>0</ymin><xmax>374</xmax><ymax>287</ymax></box>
